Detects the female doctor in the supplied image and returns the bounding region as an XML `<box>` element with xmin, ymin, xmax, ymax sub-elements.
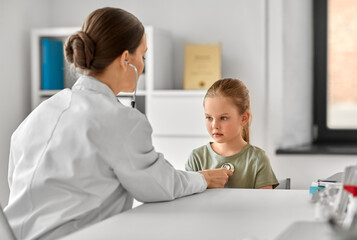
<box><xmin>4</xmin><ymin>7</ymin><xmax>232</xmax><ymax>240</ymax></box>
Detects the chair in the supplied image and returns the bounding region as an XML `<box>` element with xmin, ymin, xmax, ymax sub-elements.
<box><xmin>0</xmin><ymin>204</ymin><xmax>16</xmax><ymax>240</ymax></box>
<box><xmin>276</xmin><ymin>178</ymin><xmax>291</xmax><ymax>189</ymax></box>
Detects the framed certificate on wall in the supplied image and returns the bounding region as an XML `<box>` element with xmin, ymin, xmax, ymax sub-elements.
<box><xmin>184</xmin><ymin>43</ymin><xmax>221</xmax><ymax>90</ymax></box>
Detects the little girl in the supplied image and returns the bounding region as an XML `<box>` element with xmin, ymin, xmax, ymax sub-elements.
<box><xmin>185</xmin><ymin>78</ymin><xmax>279</xmax><ymax>189</ymax></box>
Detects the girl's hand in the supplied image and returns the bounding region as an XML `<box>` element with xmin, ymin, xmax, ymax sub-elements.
<box><xmin>199</xmin><ymin>168</ymin><xmax>233</xmax><ymax>188</ymax></box>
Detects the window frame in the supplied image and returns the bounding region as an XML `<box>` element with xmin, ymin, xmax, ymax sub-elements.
<box><xmin>313</xmin><ymin>0</ymin><xmax>357</xmax><ymax>144</ymax></box>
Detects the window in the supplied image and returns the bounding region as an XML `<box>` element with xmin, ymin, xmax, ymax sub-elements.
<box><xmin>314</xmin><ymin>0</ymin><xmax>357</xmax><ymax>143</ymax></box>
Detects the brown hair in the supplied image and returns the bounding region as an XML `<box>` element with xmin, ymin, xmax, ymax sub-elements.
<box><xmin>64</xmin><ymin>7</ymin><xmax>144</xmax><ymax>74</ymax></box>
<box><xmin>204</xmin><ymin>78</ymin><xmax>251</xmax><ymax>143</ymax></box>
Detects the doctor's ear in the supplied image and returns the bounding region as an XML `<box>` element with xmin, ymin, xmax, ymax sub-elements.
<box><xmin>118</xmin><ymin>50</ymin><xmax>130</xmax><ymax>67</ymax></box>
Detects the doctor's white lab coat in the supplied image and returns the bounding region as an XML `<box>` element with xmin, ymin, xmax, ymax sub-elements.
<box><xmin>5</xmin><ymin>75</ymin><xmax>207</xmax><ymax>240</ymax></box>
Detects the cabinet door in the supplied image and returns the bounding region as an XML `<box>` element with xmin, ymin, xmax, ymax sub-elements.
<box><xmin>152</xmin><ymin>136</ymin><xmax>210</xmax><ymax>170</ymax></box>
<box><xmin>148</xmin><ymin>95</ymin><xmax>208</xmax><ymax>136</ymax></box>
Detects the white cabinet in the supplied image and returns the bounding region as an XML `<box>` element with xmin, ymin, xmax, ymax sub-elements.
<box><xmin>148</xmin><ymin>91</ymin><xmax>207</xmax><ymax>136</ymax></box>
<box><xmin>148</xmin><ymin>90</ymin><xmax>211</xmax><ymax>170</ymax></box>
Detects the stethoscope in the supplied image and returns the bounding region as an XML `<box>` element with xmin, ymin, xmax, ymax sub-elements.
<box><xmin>221</xmin><ymin>163</ymin><xmax>235</xmax><ymax>173</ymax></box>
<box><xmin>117</xmin><ymin>61</ymin><xmax>138</xmax><ymax>108</ymax></box>
<box><xmin>221</xmin><ymin>163</ymin><xmax>234</xmax><ymax>188</ymax></box>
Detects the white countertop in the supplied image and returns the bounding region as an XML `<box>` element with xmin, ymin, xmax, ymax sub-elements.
<box><xmin>60</xmin><ymin>189</ymin><xmax>316</xmax><ymax>240</ymax></box>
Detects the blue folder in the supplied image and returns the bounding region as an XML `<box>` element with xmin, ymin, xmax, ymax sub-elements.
<box><xmin>41</xmin><ymin>38</ymin><xmax>64</xmax><ymax>90</ymax></box>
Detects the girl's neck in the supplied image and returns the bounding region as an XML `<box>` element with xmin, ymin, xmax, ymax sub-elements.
<box><xmin>211</xmin><ymin>139</ymin><xmax>248</xmax><ymax>157</ymax></box>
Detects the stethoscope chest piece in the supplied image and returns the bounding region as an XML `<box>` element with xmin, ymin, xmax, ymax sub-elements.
<box><xmin>221</xmin><ymin>163</ymin><xmax>235</xmax><ymax>173</ymax></box>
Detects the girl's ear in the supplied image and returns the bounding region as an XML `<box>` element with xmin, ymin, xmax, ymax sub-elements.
<box><xmin>241</xmin><ymin>112</ymin><xmax>250</xmax><ymax>126</ymax></box>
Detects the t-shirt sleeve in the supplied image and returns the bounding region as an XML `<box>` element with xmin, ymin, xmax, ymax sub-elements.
<box><xmin>185</xmin><ymin>151</ymin><xmax>196</xmax><ymax>171</ymax></box>
<box><xmin>254</xmin><ymin>151</ymin><xmax>279</xmax><ymax>189</ymax></box>
<box><xmin>185</xmin><ymin>149</ymin><xmax>205</xmax><ymax>172</ymax></box>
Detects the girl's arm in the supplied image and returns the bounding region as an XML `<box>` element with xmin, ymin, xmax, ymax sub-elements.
<box><xmin>255</xmin><ymin>151</ymin><xmax>279</xmax><ymax>189</ymax></box>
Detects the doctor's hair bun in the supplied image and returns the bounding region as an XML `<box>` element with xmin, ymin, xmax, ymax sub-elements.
<box><xmin>64</xmin><ymin>7</ymin><xmax>144</xmax><ymax>75</ymax></box>
<box><xmin>64</xmin><ymin>31</ymin><xmax>95</xmax><ymax>71</ymax></box>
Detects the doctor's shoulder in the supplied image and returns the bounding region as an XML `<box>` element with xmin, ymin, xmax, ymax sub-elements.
<box><xmin>68</xmin><ymin>87</ymin><xmax>150</xmax><ymax>137</ymax></box>
<box><xmin>12</xmin><ymin>89</ymin><xmax>72</xmax><ymax>131</ymax></box>
<box><xmin>104</xmin><ymin>103</ymin><xmax>153</xmax><ymax>136</ymax></box>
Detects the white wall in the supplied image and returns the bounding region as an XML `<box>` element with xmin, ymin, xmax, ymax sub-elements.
<box><xmin>0</xmin><ymin>0</ymin><xmax>50</xmax><ymax>206</ymax></box>
<box><xmin>0</xmin><ymin>0</ymin><xmax>356</xmax><ymax>207</ymax></box>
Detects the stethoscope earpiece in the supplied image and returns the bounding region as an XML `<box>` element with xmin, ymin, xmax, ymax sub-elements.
<box><xmin>123</xmin><ymin>61</ymin><xmax>138</xmax><ymax>108</ymax></box>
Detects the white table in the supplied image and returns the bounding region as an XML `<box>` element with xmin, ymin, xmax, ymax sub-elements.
<box><xmin>60</xmin><ymin>189</ymin><xmax>316</xmax><ymax>240</ymax></box>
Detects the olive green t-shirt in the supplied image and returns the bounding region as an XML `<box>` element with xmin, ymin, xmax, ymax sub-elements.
<box><xmin>185</xmin><ymin>143</ymin><xmax>279</xmax><ymax>189</ymax></box>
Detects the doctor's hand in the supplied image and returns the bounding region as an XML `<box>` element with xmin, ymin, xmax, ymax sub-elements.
<box><xmin>199</xmin><ymin>168</ymin><xmax>233</xmax><ymax>188</ymax></box>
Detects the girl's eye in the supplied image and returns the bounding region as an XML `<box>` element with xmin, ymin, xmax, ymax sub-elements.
<box><xmin>206</xmin><ymin>116</ymin><xmax>212</xmax><ymax>121</ymax></box>
<box><xmin>221</xmin><ymin>116</ymin><xmax>228</xmax><ymax>120</ymax></box>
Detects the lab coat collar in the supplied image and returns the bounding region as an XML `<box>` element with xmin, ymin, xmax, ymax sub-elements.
<box><xmin>72</xmin><ymin>75</ymin><xmax>118</xmax><ymax>103</ymax></box>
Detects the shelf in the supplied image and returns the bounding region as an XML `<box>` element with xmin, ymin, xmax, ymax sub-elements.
<box><xmin>39</xmin><ymin>90</ymin><xmax>146</xmax><ymax>97</ymax></box>
<box><xmin>151</xmin><ymin>89</ymin><xmax>206</xmax><ymax>97</ymax></box>
<box><xmin>276</xmin><ymin>143</ymin><xmax>357</xmax><ymax>155</ymax></box>
<box><xmin>118</xmin><ymin>90</ymin><xmax>146</xmax><ymax>97</ymax></box>
<box><xmin>153</xmin><ymin>133</ymin><xmax>208</xmax><ymax>138</ymax></box>
<box><xmin>32</xmin><ymin>27</ymin><xmax>79</xmax><ymax>38</ymax></box>
<box><xmin>39</xmin><ymin>90</ymin><xmax>61</xmax><ymax>97</ymax></box>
